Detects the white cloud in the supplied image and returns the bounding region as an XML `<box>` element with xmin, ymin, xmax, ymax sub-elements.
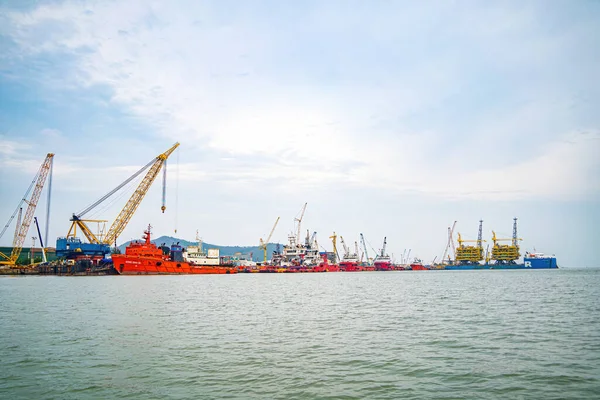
<box><xmin>1</xmin><ymin>0</ymin><xmax>599</xmax><ymax>205</ymax></box>
<box><xmin>0</xmin><ymin>137</ymin><xmax>30</xmax><ymax>157</ymax></box>
<box><xmin>39</xmin><ymin>128</ymin><xmax>63</xmax><ymax>139</ymax></box>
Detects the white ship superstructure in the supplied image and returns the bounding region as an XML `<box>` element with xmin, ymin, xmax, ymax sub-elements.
<box><xmin>184</xmin><ymin>232</ymin><xmax>220</xmax><ymax>266</ymax></box>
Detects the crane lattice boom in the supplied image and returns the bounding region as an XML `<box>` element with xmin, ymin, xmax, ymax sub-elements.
<box><xmin>340</xmin><ymin>236</ymin><xmax>349</xmax><ymax>257</ymax></box>
<box><xmin>259</xmin><ymin>216</ymin><xmax>280</xmax><ymax>263</ymax></box>
<box><xmin>295</xmin><ymin>203</ymin><xmax>307</xmax><ymax>243</ymax></box>
<box><xmin>67</xmin><ymin>143</ymin><xmax>179</xmax><ymax>246</ymax></box>
<box><xmin>0</xmin><ymin>153</ymin><xmax>54</xmax><ymax>266</ymax></box>
<box><xmin>104</xmin><ymin>143</ymin><xmax>179</xmax><ymax>244</ymax></box>
<box><xmin>360</xmin><ymin>233</ymin><xmax>370</xmax><ymax>265</ymax></box>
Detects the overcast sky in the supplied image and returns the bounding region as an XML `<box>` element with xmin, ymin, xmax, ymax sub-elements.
<box><xmin>1</xmin><ymin>0</ymin><xmax>598</xmax><ymax>266</ymax></box>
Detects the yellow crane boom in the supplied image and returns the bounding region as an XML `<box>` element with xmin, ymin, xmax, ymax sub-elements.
<box><xmin>259</xmin><ymin>216</ymin><xmax>280</xmax><ymax>263</ymax></box>
<box><xmin>104</xmin><ymin>143</ymin><xmax>179</xmax><ymax>244</ymax></box>
<box><xmin>0</xmin><ymin>153</ymin><xmax>54</xmax><ymax>266</ymax></box>
<box><xmin>329</xmin><ymin>232</ymin><xmax>339</xmax><ymax>264</ymax></box>
<box><xmin>67</xmin><ymin>143</ymin><xmax>179</xmax><ymax>246</ymax></box>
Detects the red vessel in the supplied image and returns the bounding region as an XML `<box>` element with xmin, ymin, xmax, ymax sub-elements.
<box><xmin>313</xmin><ymin>253</ymin><xmax>340</xmax><ymax>272</ymax></box>
<box><xmin>410</xmin><ymin>259</ymin><xmax>429</xmax><ymax>271</ymax></box>
<box><xmin>374</xmin><ymin>259</ymin><xmax>393</xmax><ymax>271</ymax></box>
<box><xmin>112</xmin><ymin>225</ymin><xmax>237</xmax><ymax>275</ymax></box>
<box><xmin>339</xmin><ymin>261</ymin><xmax>362</xmax><ymax>272</ymax></box>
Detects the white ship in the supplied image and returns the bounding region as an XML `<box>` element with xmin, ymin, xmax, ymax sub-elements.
<box><xmin>275</xmin><ymin>203</ymin><xmax>322</xmax><ymax>267</ymax></box>
<box><xmin>183</xmin><ymin>232</ymin><xmax>220</xmax><ymax>266</ymax></box>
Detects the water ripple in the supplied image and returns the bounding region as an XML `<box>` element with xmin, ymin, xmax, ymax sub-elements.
<box><xmin>1</xmin><ymin>270</ymin><xmax>599</xmax><ymax>399</ymax></box>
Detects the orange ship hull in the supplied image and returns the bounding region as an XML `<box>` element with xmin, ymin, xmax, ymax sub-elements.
<box><xmin>112</xmin><ymin>255</ymin><xmax>237</xmax><ymax>274</ymax></box>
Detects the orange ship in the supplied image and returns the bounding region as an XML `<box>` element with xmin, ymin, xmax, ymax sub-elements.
<box><xmin>112</xmin><ymin>225</ymin><xmax>237</xmax><ymax>275</ymax></box>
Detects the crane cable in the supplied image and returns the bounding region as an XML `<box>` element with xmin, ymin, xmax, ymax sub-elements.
<box><xmin>76</xmin><ymin>159</ymin><xmax>154</xmax><ymax>218</ymax></box>
<box><xmin>174</xmin><ymin>147</ymin><xmax>179</xmax><ymax>234</ymax></box>
<box><xmin>86</xmin><ymin>172</ymin><xmax>143</xmax><ymax>220</ymax></box>
<box><xmin>0</xmin><ymin>167</ymin><xmax>40</xmax><ymax>241</ymax></box>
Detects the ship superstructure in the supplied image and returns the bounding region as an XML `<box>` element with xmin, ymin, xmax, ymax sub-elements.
<box><xmin>276</xmin><ymin>203</ymin><xmax>322</xmax><ymax>267</ymax></box>
<box><xmin>339</xmin><ymin>235</ymin><xmax>361</xmax><ymax>271</ymax></box>
<box><xmin>184</xmin><ymin>231</ymin><xmax>220</xmax><ymax>266</ymax></box>
<box><xmin>373</xmin><ymin>236</ymin><xmax>392</xmax><ymax>271</ymax></box>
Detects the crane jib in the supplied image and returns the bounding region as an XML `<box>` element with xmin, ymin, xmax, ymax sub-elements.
<box><xmin>76</xmin><ymin>158</ymin><xmax>155</xmax><ymax>218</ymax></box>
<box><xmin>0</xmin><ymin>153</ymin><xmax>54</xmax><ymax>265</ymax></box>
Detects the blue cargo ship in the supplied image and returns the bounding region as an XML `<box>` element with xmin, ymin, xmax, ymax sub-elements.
<box><xmin>444</xmin><ymin>253</ymin><xmax>558</xmax><ymax>270</ymax></box>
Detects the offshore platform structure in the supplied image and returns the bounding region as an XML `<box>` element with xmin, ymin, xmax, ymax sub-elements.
<box><xmin>0</xmin><ymin>153</ymin><xmax>54</xmax><ymax>267</ymax></box>
<box><xmin>455</xmin><ymin>220</ymin><xmax>485</xmax><ymax>265</ymax></box>
<box><xmin>56</xmin><ymin>143</ymin><xmax>179</xmax><ymax>260</ymax></box>
<box><xmin>490</xmin><ymin>218</ymin><xmax>522</xmax><ymax>265</ymax></box>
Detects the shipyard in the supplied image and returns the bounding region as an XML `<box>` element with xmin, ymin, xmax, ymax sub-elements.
<box><xmin>0</xmin><ymin>144</ymin><xmax>558</xmax><ymax>276</ymax></box>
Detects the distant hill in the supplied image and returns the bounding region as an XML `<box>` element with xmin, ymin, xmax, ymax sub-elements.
<box><xmin>118</xmin><ymin>235</ymin><xmax>282</xmax><ymax>262</ymax></box>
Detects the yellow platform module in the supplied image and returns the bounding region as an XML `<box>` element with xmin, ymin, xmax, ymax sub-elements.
<box><xmin>490</xmin><ymin>218</ymin><xmax>522</xmax><ymax>264</ymax></box>
<box><xmin>455</xmin><ymin>220</ymin><xmax>485</xmax><ymax>264</ymax></box>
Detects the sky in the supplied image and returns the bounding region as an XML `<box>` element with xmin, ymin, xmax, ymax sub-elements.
<box><xmin>0</xmin><ymin>0</ymin><xmax>598</xmax><ymax>267</ymax></box>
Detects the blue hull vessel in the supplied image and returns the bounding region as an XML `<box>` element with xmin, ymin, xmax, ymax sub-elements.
<box><xmin>444</xmin><ymin>254</ymin><xmax>558</xmax><ymax>270</ymax></box>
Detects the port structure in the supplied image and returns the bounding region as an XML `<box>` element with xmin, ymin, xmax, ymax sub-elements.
<box><xmin>455</xmin><ymin>220</ymin><xmax>485</xmax><ymax>264</ymax></box>
<box><xmin>294</xmin><ymin>203</ymin><xmax>307</xmax><ymax>244</ymax></box>
<box><xmin>441</xmin><ymin>221</ymin><xmax>457</xmax><ymax>264</ymax></box>
<box><xmin>340</xmin><ymin>236</ymin><xmax>349</xmax><ymax>259</ymax></box>
<box><xmin>379</xmin><ymin>237</ymin><xmax>387</xmax><ymax>259</ymax></box>
<box><xmin>491</xmin><ymin>218</ymin><xmax>522</xmax><ymax>264</ymax></box>
<box><xmin>339</xmin><ymin>236</ymin><xmax>359</xmax><ymax>261</ymax></box>
<box><xmin>58</xmin><ymin>143</ymin><xmax>180</xmax><ymax>258</ymax></box>
<box><xmin>360</xmin><ymin>233</ymin><xmax>373</xmax><ymax>266</ymax></box>
<box><xmin>329</xmin><ymin>232</ymin><xmax>339</xmax><ymax>264</ymax></box>
<box><xmin>0</xmin><ymin>153</ymin><xmax>54</xmax><ymax>267</ymax></box>
<box><xmin>33</xmin><ymin>216</ymin><xmax>47</xmax><ymax>263</ymax></box>
<box><xmin>259</xmin><ymin>216</ymin><xmax>279</xmax><ymax>264</ymax></box>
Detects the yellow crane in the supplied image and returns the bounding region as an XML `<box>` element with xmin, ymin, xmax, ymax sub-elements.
<box><xmin>259</xmin><ymin>216</ymin><xmax>280</xmax><ymax>264</ymax></box>
<box><xmin>65</xmin><ymin>143</ymin><xmax>179</xmax><ymax>250</ymax></box>
<box><xmin>0</xmin><ymin>153</ymin><xmax>54</xmax><ymax>267</ymax></box>
<box><xmin>329</xmin><ymin>232</ymin><xmax>339</xmax><ymax>263</ymax></box>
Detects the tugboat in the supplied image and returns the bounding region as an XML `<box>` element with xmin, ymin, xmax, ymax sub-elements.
<box><xmin>409</xmin><ymin>258</ymin><xmax>429</xmax><ymax>270</ymax></box>
<box><xmin>313</xmin><ymin>253</ymin><xmax>340</xmax><ymax>272</ymax></box>
<box><xmin>112</xmin><ymin>225</ymin><xmax>237</xmax><ymax>275</ymax></box>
